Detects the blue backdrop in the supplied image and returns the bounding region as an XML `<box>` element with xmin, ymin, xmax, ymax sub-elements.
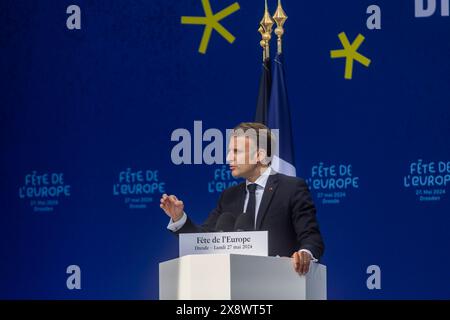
<box><xmin>1</xmin><ymin>0</ymin><xmax>449</xmax><ymax>299</ymax></box>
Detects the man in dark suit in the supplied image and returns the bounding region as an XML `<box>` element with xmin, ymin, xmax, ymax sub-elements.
<box><xmin>160</xmin><ymin>122</ymin><xmax>324</xmax><ymax>274</ymax></box>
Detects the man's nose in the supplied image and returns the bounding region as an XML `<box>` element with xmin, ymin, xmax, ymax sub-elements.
<box><xmin>226</xmin><ymin>151</ymin><xmax>234</xmax><ymax>163</ymax></box>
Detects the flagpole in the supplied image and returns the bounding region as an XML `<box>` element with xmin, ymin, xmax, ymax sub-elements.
<box><xmin>259</xmin><ymin>0</ymin><xmax>274</xmax><ymax>61</ymax></box>
<box><xmin>273</xmin><ymin>0</ymin><xmax>288</xmax><ymax>55</ymax></box>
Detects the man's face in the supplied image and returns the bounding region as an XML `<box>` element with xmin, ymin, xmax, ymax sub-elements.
<box><xmin>226</xmin><ymin>135</ymin><xmax>258</xmax><ymax>178</ymax></box>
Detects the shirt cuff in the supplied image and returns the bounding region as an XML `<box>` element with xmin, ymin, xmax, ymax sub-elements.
<box><xmin>299</xmin><ymin>249</ymin><xmax>318</xmax><ymax>262</ymax></box>
<box><xmin>167</xmin><ymin>212</ymin><xmax>187</xmax><ymax>232</ymax></box>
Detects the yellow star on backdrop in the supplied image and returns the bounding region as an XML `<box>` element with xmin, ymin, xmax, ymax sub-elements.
<box><xmin>181</xmin><ymin>0</ymin><xmax>240</xmax><ymax>54</ymax></box>
<box><xmin>330</xmin><ymin>32</ymin><xmax>371</xmax><ymax>80</ymax></box>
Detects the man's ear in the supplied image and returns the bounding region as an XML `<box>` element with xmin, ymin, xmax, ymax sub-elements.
<box><xmin>257</xmin><ymin>148</ymin><xmax>268</xmax><ymax>165</ymax></box>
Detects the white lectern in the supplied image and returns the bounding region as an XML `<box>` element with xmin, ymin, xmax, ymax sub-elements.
<box><xmin>159</xmin><ymin>254</ymin><xmax>327</xmax><ymax>300</ymax></box>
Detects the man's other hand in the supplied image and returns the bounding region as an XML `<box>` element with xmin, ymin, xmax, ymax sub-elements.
<box><xmin>160</xmin><ymin>194</ymin><xmax>184</xmax><ymax>222</ymax></box>
<box><xmin>291</xmin><ymin>250</ymin><xmax>311</xmax><ymax>275</ymax></box>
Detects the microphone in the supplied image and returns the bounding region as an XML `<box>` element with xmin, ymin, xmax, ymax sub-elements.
<box><xmin>234</xmin><ymin>212</ymin><xmax>254</xmax><ymax>231</ymax></box>
<box><xmin>215</xmin><ymin>212</ymin><xmax>237</xmax><ymax>232</ymax></box>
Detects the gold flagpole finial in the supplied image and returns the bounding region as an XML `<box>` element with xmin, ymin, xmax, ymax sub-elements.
<box><xmin>259</xmin><ymin>0</ymin><xmax>274</xmax><ymax>61</ymax></box>
<box><xmin>273</xmin><ymin>0</ymin><xmax>288</xmax><ymax>55</ymax></box>
<box><xmin>258</xmin><ymin>25</ymin><xmax>267</xmax><ymax>61</ymax></box>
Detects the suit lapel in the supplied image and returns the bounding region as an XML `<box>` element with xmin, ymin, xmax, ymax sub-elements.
<box><xmin>235</xmin><ymin>182</ymin><xmax>246</xmax><ymax>213</ymax></box>
<box><xmin>255</xmin><ymin>173</ymin><xmax>280</xmax><ymax>230</ymax></box>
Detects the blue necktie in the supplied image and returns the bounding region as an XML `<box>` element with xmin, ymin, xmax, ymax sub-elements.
<box><xmin>246</xmin><ymin>184</ymin><xmax>257</xmax><ymax>230</ymax></box>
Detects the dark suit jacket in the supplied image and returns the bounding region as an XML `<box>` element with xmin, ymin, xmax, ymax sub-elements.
<box><xmin>174</xmin><ymin>172</ymin><xmax>325</xmax><ymax>259</ymax></box>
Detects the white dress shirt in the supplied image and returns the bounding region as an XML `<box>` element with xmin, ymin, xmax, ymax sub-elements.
<box><xmin>243</xmin><ymin>166</ymin><xmax>272</xmax><ymax>226</ymax></box>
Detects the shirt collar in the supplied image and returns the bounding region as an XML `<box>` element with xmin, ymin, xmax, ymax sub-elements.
<box><xmin>246</xmin><ymin>167</ymin><xmax>272</xmax><ymax>190</ymax></box>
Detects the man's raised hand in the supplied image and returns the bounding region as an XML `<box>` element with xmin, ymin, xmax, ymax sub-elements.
<box><xmin>160</xmin><ymin>194</ymin><xmax>184</xmax><ymax>222</ymax></box>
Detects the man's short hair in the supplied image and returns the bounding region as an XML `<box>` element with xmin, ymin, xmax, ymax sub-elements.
<box><xmin>232</xmin><ymin>122</ymin><xmax>275</xmax><ymax>165</ymax></box>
